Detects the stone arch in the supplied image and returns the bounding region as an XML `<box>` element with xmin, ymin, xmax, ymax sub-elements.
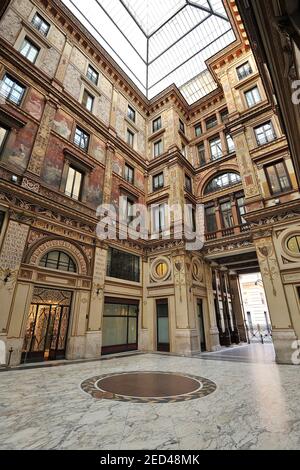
<box><xmin>196</xmin><ymin>163</ymin><xmax>241</xmax><ymax>197</ymax></box>
<box><xmin>27</xmin><ymin>238</ymin><xmax>89</xmax><ymax>275</ymax></box>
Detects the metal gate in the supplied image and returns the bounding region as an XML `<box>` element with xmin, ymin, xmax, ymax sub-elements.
<box><xmin>21</xmin><ymin>287</ymin><xmax>72</xmax><ymax>363</ymax></box>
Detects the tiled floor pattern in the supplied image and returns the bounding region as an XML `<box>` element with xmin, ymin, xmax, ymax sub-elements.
<box><xmin>0</xmin><ymin>345</ymin><xmax>299</xmax><ymax>450</ymax></box>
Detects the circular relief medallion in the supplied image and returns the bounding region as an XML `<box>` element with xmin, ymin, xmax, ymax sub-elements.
<box><xmin>192</xmin><ymin>258</ymin><xmax>203</xmax><ymax>282</ymax></box>
<box><xmin>81</xmin><ymin>371</ymin><xmax>217</xmax><ymax>403</ymax></box>
<box><xmin>150</xmin><ymin>257</ymin><xmax>171</xmax><ymax>282</ymax></box>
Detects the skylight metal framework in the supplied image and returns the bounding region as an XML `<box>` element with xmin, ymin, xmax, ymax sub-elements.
<box><xmin>62</xmin><ymin>0</ymin><xmax>236</xmax><ymax>104</ymax></box>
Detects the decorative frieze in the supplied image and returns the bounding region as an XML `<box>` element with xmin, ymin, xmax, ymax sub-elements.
<box><xmin>0</xmin><ymin>220</ymin><xmax>29</xmax><ymax>270</ymax></box>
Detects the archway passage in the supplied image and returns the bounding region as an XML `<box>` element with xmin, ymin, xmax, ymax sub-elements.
<box><xmin>21</xmin><ymin>287</ymin><xmax>72</xmax><ymax>363</ymax></box>
<box><xmin>208</xmin><ymin>250</ymin><xmax>275</xmax><ymax>355</ymax></box>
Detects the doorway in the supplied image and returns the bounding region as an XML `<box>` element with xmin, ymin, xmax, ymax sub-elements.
<box><xmin>197</xmin><ymin>299</ymin><xmax>207</xmax><ymax>352</ymax></box>
<box><xmin>21</xmin><ymin>287</ymin><xmax>72</xmax><ymax>363</ymax></box>
<box><xmin>156</xmin><ymin>299</ymin><xmax>170</xmax><ymax>352</ymax></box>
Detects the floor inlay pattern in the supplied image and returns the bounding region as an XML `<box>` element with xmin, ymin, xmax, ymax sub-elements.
<box><xmin>81</xmin><ymin>371</ymin><xmax>217</xmax><ymax>403</ymax></box>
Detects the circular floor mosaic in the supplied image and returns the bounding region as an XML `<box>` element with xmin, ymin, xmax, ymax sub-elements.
<box><xmin>81</xmin><ymin>371</ymin><xmax>217</xmax><ymax>403</ymax></box>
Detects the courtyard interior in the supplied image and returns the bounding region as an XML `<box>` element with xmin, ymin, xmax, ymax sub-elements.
<box><xmin>0</xmin><ymin>344</ymin><xmax>299</xmax><ymax>450</ymax></box>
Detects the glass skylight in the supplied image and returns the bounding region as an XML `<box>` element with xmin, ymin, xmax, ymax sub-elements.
<box><xmin>62</xmin><ymin>0</ymin><xmax>236</xmax><ymax>104</ymax></box>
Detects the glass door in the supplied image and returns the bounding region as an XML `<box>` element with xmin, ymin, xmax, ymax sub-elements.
<box><xmin>156</xmin><ymin>299</ymin><xmax>170</xmax><ymax>352</ymax></box>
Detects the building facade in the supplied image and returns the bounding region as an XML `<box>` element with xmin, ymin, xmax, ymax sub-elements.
<box><xmin>0</xmin><ymin>0</ymin><xmax>299</xmax><ymax>366</ymax></box>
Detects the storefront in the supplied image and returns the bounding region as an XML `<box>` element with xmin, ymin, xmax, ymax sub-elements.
<box><xmin>101</xmin><ymin>298</ymin><xmax>139</xmax><ymax>354</ymax></box>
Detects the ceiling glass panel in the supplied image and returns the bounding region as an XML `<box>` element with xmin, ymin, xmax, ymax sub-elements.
<box><xmin>62</xmin><ymin>0</ymin><xmax>236</xmax><ymax>103</ymax></box>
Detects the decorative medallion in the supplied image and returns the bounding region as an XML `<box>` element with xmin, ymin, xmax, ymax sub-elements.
<box><xmin>81</xmin><ymin>371</ymin><xmax>217</xmax><ymax>403</ymax></box>
<box><xmin>150</xmin><ymin>256</ymin><xmax>171</xmax><ymax>282</ymax></box>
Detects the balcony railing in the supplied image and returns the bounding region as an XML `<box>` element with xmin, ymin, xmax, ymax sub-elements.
<box><xmin>205</xmin><ymin>223</ymin><xmax>251</xmax><ymax>241</ymax></box>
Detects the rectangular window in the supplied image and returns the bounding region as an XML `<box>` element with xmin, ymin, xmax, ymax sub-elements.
<box><xmin>186</xmin><ymin>205</ymin><xmax>196</xmax><ymax>232</ymax></box>
<box><xmin>236</xmin><ymin>196</ymin><xmax>247</xmax><ymax>225</ymax></box>
<box><xmin>107</xmin><ymin>247</ymin><xmax>140</xmax><ymax>282</ymax></box>
<box><xmin>0</xmin><ymin>210</ymin><xmax>5</xmax><ymax>233</ymax></box>
<box><xmin>220</xmin><ymin>201</ymin><xmax>234</xmax><ymax>228</ymax></box>
<box><xmin>185</xmin><ymin>174</ymin><xmax>192</xmax><ymax>192</ymax></box>
<box><xmin>205</xmin><ymin>206</ymin><xmax>217</xmax><ymax>233</ymax></box>
<box><xmin>127</xmin><ymin>129</ymin><xmax>134</xmax><ymax>147</ymax></box>
<box><xmin>265</xmin><ymin>160</ymin><xmax>292</xmax><ymax>195</ymax></box>
<box><xmin>126</xmin><ymin>197</ymin><xmax>135</xmax><ymax>224</ymax></box>
<box><xmin>31</xmin><ymin>12</ymin><xmax>50</xmax><ymax>36</ymax></box>
<box><xmin>220</xmin><ymin>109</ymin><xmax>229</xmax><ymax>122</ymax></box>
<box><xmin>0</xmin><ymin>74</ymin><xmax>26</xmax><ymax>106</ymax></box>
<box><xmin>254</xmin><ymin>121</ymin><xmax>276</xmax><ymax>146</ymax></box>
<box><xmin>74</xmin><ymin>126</ymin><xmax>90</xmax><ymax>151</ymax></box>
<box><xmin>226</xmin><ymin>134</ymin><xmax>235</xmax><ymax>154</ymax></box>
<box><xmin>120</xmin><ymin>195</ymin><xmax>136</xmax><ymax>224</ymax></box>
<box><xmin>154</xmin><ymin>139</ymin><xmax>163</xmax><ymax>157</ymax></box>
<box><xmin>82</xmin><ymin>89</ymin><xmax>94</xmax><ymax>112</ymax></box>
<box><xmin>179</xmin><ymin>119</ymin><xmax>185</xmax><ymax>134</ymax></box>
<box><xmin>153</xmin><ymin>172</ymin><xmax>164</xmax><ymax>191</ymax></box>
<box><xmin>152</xmin><ymin>203</ymin><xmax>166</xmax><ymax>232</ymax></box>
<box><xmin>205</xmin><ymin>115</ymin><xmax>217</xmax><ymax>130</ymax></box>
<box><xmin>245</xmin><ymin>86</ymin><xmax>261</xmax><ymax>108</ymax></box>
<box><xmin>198</xmin><ymin>143</ymin><xmax>206</xmax><ymax>166</ymax></box>
<box><xmin>237</xmin><ymin>61</ymin><xmax>253</xmax><ymax>80</ymax></box>
<box><xmin>127</xmin><ymin>105</ymin><xmax>136</xmax><ymax>122</ymax></box>
<box><xmin>124</xmin><ymin>164</ymin><xmax>134</xmax><ymax>184</ymax></box>
<box><xmin>152</xmin><ymin>116</ymin><xmax>162</xmax><ymax>133</ymax></box>
<box><xmin>86</xmin><ymin>64</ymin><xmax>99</xmax><ymax>85</ymax></box>
<box><xmin>195</xmin><ymin>123</ymin><xmax>202</xmax><ymax>137</ymax></box>
<box><xmin>19</xmin><ymin>37</ymin><xmax>40</xmax><ymax>63</ymax></box>
<box><xmin>65</xmin><ymin>166</ymin><xmax>83</xmax><ymax>200</ymax></box>
<box><xmin>0</xmin><ymin>125</ymin><xmax>9</xmax><ymax>154</ymax></box>
<box><xmin>210</xmin><ymin>135</ymin><xmax>222</xmax><ymax>160</ymax></box>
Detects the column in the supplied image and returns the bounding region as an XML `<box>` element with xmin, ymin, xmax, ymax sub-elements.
<box><xmin>215</xmin><ymin>200</ymin><xmax>222</xmax><ymax>238</ymax></box>
<box><xmin>54</xmin><ymin>40</ymin><xmax>73</xmax><ymax>84</ymax></box>
<box><xmin>172</xmin><ymin>252</ymin><xmax>199</xmax><ymax>354</ymax></box>
<box><xmin>85</xmin><ymin>244</ymin><xmax>108</xmax><ymax>359</ymax></box>
<box><xmin>67</xmin><ymin>289</ymin><xmax>90</xmax><ymax>360</ymax></box>
<box><xmin>254</xmin><ymin>232</ymin><xmax>298</xmax><ymax>364</ymax></box>
<box><xmin>102</xmin><ymin>142</ymin><xmax>115</xmax><ymax>204</ymax></box>
<box><xmin>139</xmin><ymin>256</ymin><xmax>152</xmax><ymax>351</ymax></box>
<box><xmin>213</xmin><ymin>265</ymin><xmax>231</xmax><ymax>346</ymax></box>
<box><xmin>204</xmin><ymin>262</ymin><xmax>221</xmax><ymax>351</ymax></box>
<box><xmin>222</xmin><ymin>268</ymin><xmax>240</xmax><ymax>344</ymax></box>
<box><xmin>26</xmin><ymin>99</ymin><xmax>58</xmax><ymax>176</ymax></box>
<box><xmin>220</xmin><ymin>130</ymin><xmax>227</xmax><ymax>156</ymax></box>
<box><xmin>231</xmin><ymin>195</ymin><xmax>241</xmax><ymax>234</ymax></box>
<box><xmin>204</xmin><ymin>138</ymin><xmax>211</xmax><ymax>164</ymax></box>
<box><xmin>0</xmin><ymin>218</ymin><xmax>30</xmax><ymax>365</ymax></box>
<box><xmin>229</xmin><ymin>272</ymin><xmax>248</xmax><ymax>343</ymax></box>
<box><xmin>231</xmin><ymin>126</ymin><xmax>261</xmax><ymax>200</ymax></box>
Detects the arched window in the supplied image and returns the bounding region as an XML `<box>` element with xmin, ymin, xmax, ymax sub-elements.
<box><xmin>204</xmin><ymin>172</ymin><xmax>241</xmax><ymax>195</ymax></box>
<box><xmin>39</xmin><ymin>250</ymin><xmax>77</xmax><ymax>272</ymax></box>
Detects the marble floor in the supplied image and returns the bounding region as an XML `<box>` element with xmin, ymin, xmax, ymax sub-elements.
<box><xmin>0</xmin><ymin>346</ymin><xmax>300</xmax><ymax>450</ymax></box>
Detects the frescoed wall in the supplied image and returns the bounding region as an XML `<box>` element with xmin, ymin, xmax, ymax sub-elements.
<box><xmin>111</xmin><ymin>176</ymin><xmax>120</xmax><ymax>215</ymax></box>
<box><xmin>135</xmin><ymin>168</ymin><xmax>144</xmax><ymax>191</ymax></box>
<box><xmin>90</xmin><ymin>136</ymin><xmax>106</xmax><ymax>165</ymax></box>
<box><xmin>112</xmin><ymin>152</ymin><xmax>124</xmax><ymax>177</ymax></box>
<box><xmin>1</xmin><ymin>121</ymin><xmax>37</xmax><ymax>170</ymax></box>
<box><xmin>23</xmin><ymin>89</ymin><xmax>45</xmax><ymax>121</ymax></box>
<box><xmin>52</xmin><ymin>109</ymin><xmax>74</xmax><ymax>140</ymax></box>
<box><xmin>41</xmin><ymin>135</ymin><xmax>65</xmax><ymax>188</ymax></box>
<box><xmin>86</xmin><ymin>165</ymin><xmax>104</xmax><ymax>209</ymax></box>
